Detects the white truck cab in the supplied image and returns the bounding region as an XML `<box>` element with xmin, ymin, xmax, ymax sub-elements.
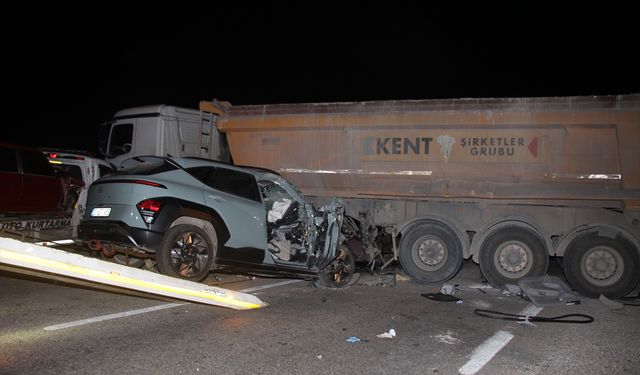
<box><xmin>99</xmin><ymin>104</ymin><xmax>230</xmax><ymax>168</ymax></box>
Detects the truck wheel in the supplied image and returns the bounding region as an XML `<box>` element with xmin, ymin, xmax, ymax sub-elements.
<box><xmin>479</xmin><ymin>227</ymin><xmax>548</xmax><ymax>289</ymax></box>
<box><xmin>563</xmin><ymin>233</ymin><xmax>640</xmax><ymax>299</ymax></box>
<box><xmin>157</xmin><ymin>224</ymin><xmax>215</xmax><ymax>282</ymax></box>
<box><xmin>399</xmin><ymin>222</ymin><xmax>463</xmax><ymax>283</ymax></box>
<box><xmin>317</xmin><ymin>244</ymin><xmax>356</xmax><ymax>288</ymax></box>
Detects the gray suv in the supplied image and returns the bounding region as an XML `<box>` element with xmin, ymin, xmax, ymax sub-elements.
<box><xmin>77</xmin><ymin>156</ymin><xmax>354</xmax><ymax>285</ymax></box>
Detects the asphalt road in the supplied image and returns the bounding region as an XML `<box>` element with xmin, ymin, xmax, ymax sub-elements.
<box><xmin>1</xmin><ymin>260</ymin><xmax>639</xmax><ymax>375</ymax></box>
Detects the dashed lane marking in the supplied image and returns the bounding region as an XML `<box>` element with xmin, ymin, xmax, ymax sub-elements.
<box><xmin>43</xmin><ymin>279</ymin><xmax>302</xmax><ymax>331</ymax></box>
<box><xmin>458</xmin><ymin>304</ymin><xmax>543</xmax><ymax>374</ymax></box>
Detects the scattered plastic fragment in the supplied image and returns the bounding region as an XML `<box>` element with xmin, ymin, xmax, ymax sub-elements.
<box><xmin>456</xmin><ymin>300</ymin><xmax>464</xmax><ymax>304</ymax></box>
<box><xmin>518</xmin><ymin>276</ymin><xmax>580</xmax><ymax>307</ymax></box>
<box><xmin>421</xmin><ymin>292</ymin><xmax>461</xmax><ymax>302</ymax></box>
<box><xmin>440</xmin><ymin>284</ymin><xmax>455</xmax><ymax>294</ymax></box>
<box><xmin>599</xmin><ymin>294</ymin><xmax>624</xmax><ymax>310</ymax></box>
<box><xmin>452</xmin><ymin>283</ymin><xmax>499</xmax><ymax>295</ymax></box>
<box><xmin>316</xmin><ymin>355</ymin><xmax>323</xmax><ymax>359</ymax></box>
<box><xmin>504</xmin><ymin>284</ymin><xmax>522</xmax><ymax>295</ymax></box>
<box><xmin>346</xmin><ymin>336</ymin><xmax>369</xmax><ymax>344</ymax></box>
<box><xmin>431</xmin><ymin>330</ymin><xmax>462</xmax><ymax>345</ymax></box>
<box><xmin>376</xmin><ymin>329</ymin><xmax>396</xmax><ymax>339</ymax></box>
<box><xmin>517</xmin><ymin>315</ymin><xmax>537</xmax><ymax>327</ymax></box>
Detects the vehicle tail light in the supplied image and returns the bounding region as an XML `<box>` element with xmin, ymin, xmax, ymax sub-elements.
<box><xmin>137</xmin><ymin>199</ymin><xmax>163</xmax><ymax>224</ymax></box>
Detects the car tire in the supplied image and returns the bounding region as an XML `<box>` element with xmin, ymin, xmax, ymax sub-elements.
<box><xmin>317</xmin><ymin>244</ymin><xmax>356</xmax><ymax>288</ymax></box>
<box><xmin>157</xmin><ymin>224</ymin><xmax>216</xmax><ymax>282</ymax></box>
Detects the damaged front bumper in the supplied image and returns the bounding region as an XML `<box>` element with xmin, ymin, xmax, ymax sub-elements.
<box><xmin>313</xmin><ymin>198</ymin><xmax>345</xmax><ymax>269</ymax></box>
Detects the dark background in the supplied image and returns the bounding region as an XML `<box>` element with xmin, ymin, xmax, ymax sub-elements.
<box><xmin>5</xmin><ymin>4</ymin><xmax>639</xmax><ymax>153</ymax></box>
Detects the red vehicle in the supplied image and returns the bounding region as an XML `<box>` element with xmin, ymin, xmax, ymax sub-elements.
<box><xmin>0</xmin><ymin>142</ymin><xmax>83</xmax><ymax>216</ymax></box>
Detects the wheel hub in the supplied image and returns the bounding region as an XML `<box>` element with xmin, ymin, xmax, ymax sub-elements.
<box><xmin>171</xmin><ymin>232</ymin><xmax>208</xmax><ymax>276</ymax></box>
<box><xmin>585</xmin><ymin>249</ymin><xmax>617</xmax><ymax>280</ymax></box>
<box><xmin>418</xmin><ymin>238</ymin><xmax>445</xmax><ymax>266</ymax></box>
<box><xmin>182</xmin><ymin>244</ymin><xmax>197</xmax><ymax>261</ymax></box>
<box><xmin>497</xmin><ymin>242</ymin><xmax>529</xmax><ymax>273</ymax></box>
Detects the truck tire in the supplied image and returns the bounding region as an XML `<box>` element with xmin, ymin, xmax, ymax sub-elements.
<box><xmin>399</xmin><ymin>221</ymin><xmax>463</xmax><ymax>283</ymax></box>
<box><xmin>563</xmin><ymin>233</ymin><xmax>640</xmax><ymax>299</ymax></box>
<box><xmin>316</xmin><ymin>244</ymin><xmax>356</xmax><ymax>288</ymax></box>
<box><xmin>479</xmin><ymin>227</ymin><xmax>548</xmax><ymax>289</ymax></box>
<box><xmin>156</xmin><ymin>224</ymin><xmax>215</xmax><ymax>282</ymax></box>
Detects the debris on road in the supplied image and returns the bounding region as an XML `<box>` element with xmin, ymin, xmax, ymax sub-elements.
<box><xmin>431</xmin><ymin>330</ymin><xmax>461</xmax><ymax>345</ymax></box>
<box><xmin>356</xmin><ymin>272</ymin><xmax>396</xmax><ymax>287</ymax></box>
<box><xmin>473</xmin><ymin>309</ymin><xmax>594</xmax><ymax>324</ymax></box>
<box><xmin>456</xmin><ymin>283</ymin><xmax>500</xmax><ymax>294</ymax></box>
<box><xmin>376</xmin><ymin>329</ymin><xmax>396</xmax><ymax>339</ymax></box>
<box><xmin>440</xmin><ymin>284</ymin><xmax>456</xmax><ymax>294</ymax></box>
<box><xmin>346</xmin><ymin>336</ymin><xmax>369</xmax><ymax>344</ymax></box>
<box><xmin>518</xmin><ymin>275</ymin><xmax>580</xmax><ymax>307</ymax></box>
<box><xmin>599</xmin><ymin>294</ymin><xmax>624</xmax><ymax>310</ymax></box>
<box><xmin>421</xmin><ymin>292</ymin><xmax>461</xmax><ymax>302</ymax></box>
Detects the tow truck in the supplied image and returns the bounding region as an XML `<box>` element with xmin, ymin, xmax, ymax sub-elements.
<box><xmin>0</xmin><ymin>146</ymin><xmax>267</xmax><ymax>310</ymax></box>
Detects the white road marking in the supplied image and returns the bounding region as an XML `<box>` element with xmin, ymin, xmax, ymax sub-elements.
<box><xmin>458</xmin><ymin>330</ymin><xmax>514</xmax><ymax>375</ymax></box>
<box><xmin>44</xmin><ymin>279</ymin><xmax>302</xmax><ymax>331</ymax></box>
<box><xmin>458</xmin><ymin>304</ymin><xmax>543</xmax><ymax>374</ymax></box>
<box><xmin>239</xmin><ymin>279</ymin><xmax>303</xmax><ymax>293</ymax></box>
<box><xmin>519</xmin><ymin>304</ymin><xmax>543</xmax><ymax>317</ymax></box>
<box><xmin>44</xmin><ymin>303</ymin><xmax>186</xmax><ymax>331</ymax></box>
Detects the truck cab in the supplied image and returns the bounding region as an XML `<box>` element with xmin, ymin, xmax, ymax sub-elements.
<box><xmin>99</xmin><ymin>105</ymin><xmax>229</xmax><ymax>169</ymax></box>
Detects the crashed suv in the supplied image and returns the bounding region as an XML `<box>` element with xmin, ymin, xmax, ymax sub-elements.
<box><xmin>77</xmin><ymin>156</ymin><xmax>353</xmax><ymax>286</ymax></box>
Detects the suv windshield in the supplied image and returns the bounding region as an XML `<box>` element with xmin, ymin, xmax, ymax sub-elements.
<box><xmin>108</xmin><ymin>123</ymin><xmax>133</xmax><ymax>156</ymax></box>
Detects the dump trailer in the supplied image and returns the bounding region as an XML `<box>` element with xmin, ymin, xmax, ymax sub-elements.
<box><xmin>101</xmin><ymin>95</ymin><xmax>640</xmax><ymax>298</ymax></box>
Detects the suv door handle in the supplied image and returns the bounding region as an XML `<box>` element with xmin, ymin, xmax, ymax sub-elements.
<box><xmin>208</xmin><ymin>196</ymin><xmax>225</xmax><ymax>203</ymax></box>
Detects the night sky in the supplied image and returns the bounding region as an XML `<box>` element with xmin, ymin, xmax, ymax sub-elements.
<box><xmin>6</xmin><ymin>4</ymin><xmax>639</xmax><ymax>153</ymax></box>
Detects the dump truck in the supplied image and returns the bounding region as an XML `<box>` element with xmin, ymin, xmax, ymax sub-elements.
<box><xmin>99</xmin><ymin>95</ymin><xmax>640</xmax><ymax>298</ymax></box>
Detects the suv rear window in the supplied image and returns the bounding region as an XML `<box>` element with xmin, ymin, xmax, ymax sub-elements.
<box><xmin>116</xmin><ymin>158</ymin><xmax>178</xmax><ymax>176</ymax></box>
